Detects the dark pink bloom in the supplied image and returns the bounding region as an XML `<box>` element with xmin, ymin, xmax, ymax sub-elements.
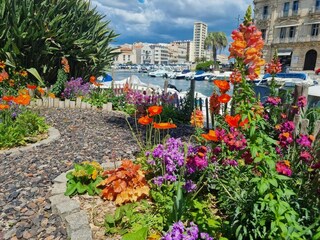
<box><xmin>266</xmin><ymin>96</ymin><xmax>281</xmax><ymax>106</ymax></box>
<box><xmin>276</xmin><ymin>161</ymin><xmax>292</xmax><ymax>176</ymax></box>
<box><xmin>299</xmin><ymin>151</ymin><xmax>312</xmax><ymax>163</ymax></box>
<box><xmin>297</xmin><ymin>96</ymin><xmax>307</xmax><ymax>108</ymax></box>
<box><xmin>296</xmin><ymin>135</ymin><xmax>312</xmax><ymax>148</ymax></box>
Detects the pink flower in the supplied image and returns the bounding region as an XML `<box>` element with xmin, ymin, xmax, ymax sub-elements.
<box><xmin>296</xmin><ymin>135</ymin><xmax>313</xmax><ymax>148</ymax></box>
<box><xmin>297</xmin><ymin>96</ymin><xmax>307</xmax><ymax>108</ymax></box>
<box><xmin>299</xmin><ymin>151</ymin><xmax>312</xmax><ymax>163</ymax></box>
<box><xmin>276</xmin><ymin>161</ymin><xmax>292</xmax><ymax>176</ymax></box>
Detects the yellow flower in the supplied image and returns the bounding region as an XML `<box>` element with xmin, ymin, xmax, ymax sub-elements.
<box><xmin>92</xmin><ymin>169</ymin><xmax>98</xmax><ymax>180</ymax></box>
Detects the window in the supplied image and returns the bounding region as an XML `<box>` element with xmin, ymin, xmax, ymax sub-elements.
<box><xmin>292</xmin><ymin>1</ymin><xmax>299</xmax><ymax>15</ymax></box>
<box><xmin>289</xmin><ymin>26</ymin><xmax>296</xmax><ymax>38</ymax></box>
<box><xmin>263</xmin><ymin>6</ymin><xmax>269</xmax><ymax>19</ymax></box>
<box><xmin>316</xmin><ymin>0</ymin><xmax>320</xmax><ymax>11</ymax></box>
<box><xmin>280</xmin><ymin>27</ymin><xmax>286</xmax><ymax>38</ymax></box>
<box><xmin>261</xmin><ymin>29</ymin><xmax>267</xmax><ymax>40</ymax></box>
<box><xmin>283</xmin><ymin>2</ymin><xmax>290</xmax><ymax>16</ymax></box>
<box><xmin>311</xmin><ymin>24</ymin><xmax>319</xmax><ymax>36</ymax></box>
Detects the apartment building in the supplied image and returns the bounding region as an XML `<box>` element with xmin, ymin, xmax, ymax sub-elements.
<box><xmin>112</xmin><ymin>44</ymin><xmax>136</xmax><ymax>64</ymax></box>
<box><xmin>193</xmin><ymin>22</ymin><xmax>208</xmax><ymax>62</ymax></box>
<box><xmin>168</xmin><ymin>42</ymin><xmax>188</xmax><ymax>64</ymax></box>
<box><xmin>254</xmin><ymin>0</ymin><xmax>320</xmax><ymax>71</ymax></box>
<box><xmin>149</xmin><ymin>44</ymin><xmax>169</xmax><ymax>65</ymax></box>
<box><xmin>173</xmin><ymin>40</ymin><xmax>195</xmax><ymax>62</ymax></box>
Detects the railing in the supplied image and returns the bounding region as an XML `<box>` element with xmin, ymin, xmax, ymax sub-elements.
<box><xmin>273</xmin><ymin>36</ymin><xmax>298</xmax><ymax>44</ymax></box>
<box><xmin>309</xmin><ymin>6</ymin><xmax>320</xmax><ymax>14</ymax></box>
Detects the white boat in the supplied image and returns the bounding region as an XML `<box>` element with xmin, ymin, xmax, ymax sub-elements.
<box><xmin>148</xmin><ymin>69</ymin><xmax>170</xmax><ymax>77</ymax></box>
<box><xmin>193</xmin><ymin>70</ymin><xmax>214</xmax><ymax>81</ymax></box>
<box><xmin>261</xmin><ymin>72</ymin><xmax>315</xmax><ymax>87</ymax></box>
<box><xmin>175</xmin><ymin>69</ymin><xmax>192</xmax><ymax>79</ymax></box>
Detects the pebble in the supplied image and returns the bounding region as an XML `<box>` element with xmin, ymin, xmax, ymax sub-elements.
<box><xmin>0</xmin><ymin>108</ymin><xmax>193</xmax><ymax>239</ymax></box>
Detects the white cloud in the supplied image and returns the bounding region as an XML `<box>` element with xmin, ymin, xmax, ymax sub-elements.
<box><xmin>91</xmin><ymin>0</ymin><xmax>252</xmax><ymax>44</ymax></box>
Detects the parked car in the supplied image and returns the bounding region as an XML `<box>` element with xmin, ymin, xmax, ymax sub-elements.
<box><xmin>315</xmin><ymin>67</ymin><xmax>320</xmax><ymax>75</ymax></box>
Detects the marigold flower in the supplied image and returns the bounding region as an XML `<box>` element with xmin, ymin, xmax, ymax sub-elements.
<box><xmin>225</xmin><ymin>114</ymin><xmax>241</xmax><ymax>128</ymax></box>
<box><xmin>18</xmin><ymin>89</ymin><xmax>29</xmax><ymax>95</ymax></box>
<box><xmin>37</xmin><ymin>87</ymin><xmax>45</xmax><ymax>95</ymax></box>
<box><xmin>0</xmin><ymin>104</ymin><xmax>10</xmax><ymax>110</ymax></box>
<box><xmin>214</xmin><ymin>80</ymin><xmax>230</xmax><ymax>93</ymax></box>
<box><xmin>148</xmin><ymin>106</ymin><xmax>163</xmax><ymax>116</ymax></box>
<box><xmin>0</xmin><ymin>61</ymin><xmax>5</xmax><ymax>69</ymax></box>
<box><xmin>153</xmin><ymin>122</ymin><xmax>177</xmax><ymax>129</ymax></box>
<box><xmin>138</xmin><ymin>116</ymin><xmax>153</xmax><ymax>125</ymax></box>
<box><xmin>218</xmin><ymin>93</ymin><xmax>231</xmax><ymax>103</ymax></box>
<box><xmin>48</xmin><ymin>93</ymin><xmax>55</xmax><ymax>98</ymax></box>
<box><xmin>202</xmin><ymin>130</ymin><xmax>219</xmax><ymax>141</ymax></box>
<box><xmin>20</xmin><ymin>70</ymin><xmax>28</xmax><ymax>77</ymax></box>
<box><xmin>27</xmin><ymin>84</ymin><xmax>37</xmax><ymax>90</ymax></box>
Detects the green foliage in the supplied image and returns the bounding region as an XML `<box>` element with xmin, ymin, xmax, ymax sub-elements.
<box><xmin>160</xmin><ymin>104</ymin><xmax>189</xmax><ymax>124</ymax></box>
<box><xmin>65</xmin><ymin>161</ymin><xmax>103</xmax><ymax>196</ymax></box>
<box><xmin>0</xmin><ymin>0</ymin><xmax>118</xmax><ymax>85</ymax></box>
<box><xmin>104</xmin><ymin>201</ymin><xmax>163</xmax><ymax>238</ymax></box>
<box><xmin>196</xmin><ymin>61</ymin><xmax>214</xmax><ymax>71</ymax></box>
<box><xmin>84</xmin><ymin>88</ymin><xmax>126</xmax><ymax>109</ymax></box>
<box><xmin>204</xmin><ymin>32</ymin><xmax>228</xmax><ymax>70</ymax></box>
<box><xmin>0</xmin><ymin>108</ymin><xmax>48</xmax><ymax>149</ymax></box>
<box><xmin>51</xmin><ymin>69</ymin><xmax>68</xmax><ymax>96</ymax></box>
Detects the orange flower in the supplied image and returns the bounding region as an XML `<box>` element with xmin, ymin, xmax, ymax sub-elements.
<box><xmin>20</xmin><ymin>70</ymin><xmax>28</xmax><ymax>77</ymax></box>
<box><xmin>225</xmin><ymin>114</ymin><xmax>241</xmax><ymax>128</ymax></box>
<box><xmin>18</xmin><ymin>89</ymin><xmax>29</xmax><ymax>95</ymax></box>
<box><xmin>0</xmin><ymin>104</ymin><xmax>10</xmax><ymax>110</ymax></box>
<box><xmin>90</xmin><ymin>76</ymin><xmax>96</xmax><ymax>83</ymax></box>
<box><xmin>190</xmin><ymin>109</ymin><xmax>204</xmax><ymax>128</ymax></box>
<box><xmin>138</xmin><ymin>116</ymin><xmax>153</xmax><ymax>125</ymax></box>
<box><xmin>239</xmin><ymin>118</ymin><xmax>249</xmax><ymax>128</ymax></box>
<box><xmin>230</xmin><ymin>70</ymin><xmax>242</xmax><ymax>84</ymax></box>
<box><xmin>0</xmin><ymin>61</ymin><xmax>5</xmax><ymax>69</ymax></box>
<box><xmin>0</xmin><ymin>71</ymin><xmax>9</xmax><ymax>82</ymax></box>
<box><xmin>27</xmin><ymin>84</ymin><xmax>37</xmax><ymax>90</ymax></box>
<box><xmin>148</xmin><ymin>106</ymin><xmax>163</xmax><ymax>116</ymax></box>
<box><xmin>309</xmin><ymin>135</ymin><xmax>315</xmax><ymax>142</ymax></box>
<box><xmin>202</xmin><ymin>130</ymin><xmax>219</xmax><ymax>141</ymax></box>
<box><xmin>2</xmin><ymin>95</ymin><xmax>14</xmax><ymax>102</ymax></box>
<box><xmin>214</xmin><ymin>80</ymin><xmax>230</xmax><ymax>93</ymax></box>
<box><xmin>153</xmin><ymin>122</ymin><xmax>177</xmax><ymax>129</ymax></box>
<box><xmin>48</xmin><ymin>93</ymin><xmax>55</xmax><ymax>98</ymax></box>
<box><xmin>37</xmin><ymin>87</ymin><xmax>45</xmax><ymax>95</ymax></box>
<box><xmin>218</xmin><ymin>93</ymin><xmax>231</xmax><ymax>103</ymax></box>
<box><xmin>13</xmin><ymin>94</ymin><xmax>31</xmax><ymax>105</ymax></box>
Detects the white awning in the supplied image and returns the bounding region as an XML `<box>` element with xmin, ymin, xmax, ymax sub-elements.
<box><xmin>278</xmin><ymin>51</ymin><xmax>292</xmax><ymax>56</ymax></box>
<box><xmin>275</xmin><ymin>24</ymin><xmax>299</xmax><ymax>28</ymax></box>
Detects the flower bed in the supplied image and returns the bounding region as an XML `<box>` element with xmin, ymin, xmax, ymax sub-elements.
<box><xmin>63</xmin><ymin>7</ymin><xmax>319</xmax><ymax>240</ymax></box>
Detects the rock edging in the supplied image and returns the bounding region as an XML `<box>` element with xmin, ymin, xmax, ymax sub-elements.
<box><xmin>0</xmin><ymin>127</ymin><xmax>60</xmax><ymax>156</ymax></box>
<box><xmin>50</xmin><ymin>173</ymin><xmax>93</xmax><ymax>240</ymax></box>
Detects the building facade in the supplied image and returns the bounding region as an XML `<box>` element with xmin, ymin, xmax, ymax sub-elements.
<box><xmin>168</xmin><ymin>42</ymin><xmax>188</xmax><ymax>64</ymax></box>
<box><xmin>193</xmin><ymin>22</ymin><xmax>208</xmax><ymax>61</ymax></box>
<box><xmin>254</xmin><ymin>0</ymin><xmax>320</xmax><ymax>71</ymax></box>
<box><xmin>149</xmin><ymin>44</ymin><xmax>169</xmax><ymax>65</ymax></box>
<box><xmin>173</xmin><ymin>40</ymin><xmax>195</xmax><ymax>62</ymax></box>
<box><xmin>112</xmin><ymin>44</ymin><xmax>136</xmax><ymax>65</ymax></box>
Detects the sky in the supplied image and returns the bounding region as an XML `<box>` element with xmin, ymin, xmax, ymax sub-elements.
<box><xmin>91</xmin><ymin>0</ymin><xmax>253</xmax><ymax>46</ymax></box>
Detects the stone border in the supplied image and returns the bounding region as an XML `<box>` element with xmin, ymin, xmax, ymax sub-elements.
<box><xmin>0</xmin><ymin>127</ymin><xmax>60</xmax><ymax>156</ymax></box>
<box><xmin>50</xmin><ymin>173</ymin><xmax>93</xmax><ymax>240</ymax></box>
<box><xmin>49</xmin><ymin>162</ymin><xmax>119</xmax><ymax>240</ymax></box>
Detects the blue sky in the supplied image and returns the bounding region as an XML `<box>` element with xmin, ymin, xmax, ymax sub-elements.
<box><xmin>91</xmin><ymin>0</ymin><xmax>253</xmax><ymax>45</ymax></box>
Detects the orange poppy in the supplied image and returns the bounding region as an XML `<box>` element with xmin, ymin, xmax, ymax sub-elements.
<box><xmin>218</xmin><ymin>93</ymin><xmax>231</xmax><ymax>103</ymax></box>
<box><xmin>0</xmin><ymin>104</ymin><xmax>10</xmax><ymax>110</ymax></box>
<box><xmin>90</xmin><ymin>76</ymin><xmax>96</xmax><ymax>83</ymax></box>
<box><xmin>202</xmin><ymin>130</ymin><xmax>219</xmax><ymax>141</ymax></box>
<box><xmin>138</xmin><ymin>116</ymin><xmax>153</xmax><ymax>125</ymax></box>
<box><xmin>148</xmin><ymin>106</ymin><xmax>163</xmax><ymax>116</ymax></box>
<box><xmin>153</xmin><ymin>122</ymin><xmax>177</xmax><ymax>129</ymax></box>
<box><xmin>2</xmin><ymin>95</ymin><xmax>14</xmax><ymax>102</ymax></box>
<box><xmin>213</xmin><ymin>80</ymin><xmax>230</xmax><ymax>93</ymax></box>
<box><xmin>27</xmin><ymin>84</ymin><xmax>37</xmax><ymax>90</ymax></box>
<box><xmin>13</xmin><ymin>94</ymin><xmax>31</xmax><ymax>105</ymax></box>
<box><xmin>225</xmin><ymin>114</ymin><xmax>241</xmax><ymax>128</ymax></box>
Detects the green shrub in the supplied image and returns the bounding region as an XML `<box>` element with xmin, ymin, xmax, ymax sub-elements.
<box><xmin>0</xmin><ymin>0</ymin><xmax>118</xmax><ymax>85</ymax></box>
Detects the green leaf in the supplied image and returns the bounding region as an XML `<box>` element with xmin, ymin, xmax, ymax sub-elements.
<box><xmin>76</xmin><ymin>182</ymin><xmax>87</xmax><ymax>194</ymax></box>
<box><xmin>122</xmin><ymin>227</ymin><xmax>148</xmax><ymax>240</ymax></box>
<box><xmin>105</xmin><ymin>214</ymin><xmax>115</xmax><ymax>224</ymax></box>
<box><xmin>268</xmin><ymin>178</ymin><xmax>278</xmax><ymax>188</ymax></box>
<box><xmin>65</xmin><ymin>183</ymin><xmax>77</xmax><ymax>196</ymax></box>
<box><xmin>26</xmin><ymin>68</ymin><xmax>44</xmax><ymax>86</ymax></box>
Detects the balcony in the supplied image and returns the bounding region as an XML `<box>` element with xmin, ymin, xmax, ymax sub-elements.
<box><xmin>273</xmin><ymin>36</ymin><xmax>298</xmax><ymax>44</ymax></box>
<box><xmin>255</xmin><ymin>13</ymin><xmax>270</xmax><ymax>21</ymax></box>
<box><xmin>273</xmin><ymin>34</ymin><xmax>320</xmax><ymax>44</ymax></box>
<box><xmin>309</xmin><ymin>6</ymin><xmax>320</xmax><ymax>15</ymax></box>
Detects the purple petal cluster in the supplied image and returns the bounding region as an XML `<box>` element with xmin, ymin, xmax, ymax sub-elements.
<box><xmin>61</xmin><ymin>77</ymin><xmax>91</xmax><ymax>100</ymax></box>
<box><xmin>161</xmin><ymin>221</ymin><xmax>213</xmax><ymax>240</ymax></box>
<box><xmin>186</xmin><ymin>146</ymin><xmax>208</xmax><ymax>174</ymax></box>
<box><xmin>184</xmin><ymin>180</ymin><xmax>197</xmax><ymax>193</ymax></box>
<box><xmin>278</xmin><ymin>121</ymin><xmax>295</xmax><ymax>133</ymax></box>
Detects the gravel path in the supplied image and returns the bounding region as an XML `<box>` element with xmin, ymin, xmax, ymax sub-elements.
<box><xmin>0</xmin><ymin>108</ymin><xmax>193</xmax><ymax>240</ymax></box>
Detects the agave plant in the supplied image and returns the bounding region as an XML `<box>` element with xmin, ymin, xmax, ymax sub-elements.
<box><xmin>0</xmin><ymin>0</ymin><xmax>118</xmax><ymax>85</ymax></box>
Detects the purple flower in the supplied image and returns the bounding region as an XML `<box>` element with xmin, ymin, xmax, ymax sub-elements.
<box><xmin>61</xmin><ymin>77</ymin><xmax>91</xmax><ymax>99</ymax></box>
<box><xmin>296</xmin><ymin>135</ymin><xmax>312</xmax><ymax>148</ymax></box>
<box><xmin>153</xmin><ymin>176</ymin><xmax>164</xmax><ymax>186</ymax></box>
<box><xmin>223</xmin><ymin>159</ymin><xmax>238</xmax><ymax>166</ymax></box>
<box><xmin>279</xmin><ymin>121</ymin><xmax>295</xmax><ymax>133</ymax></box>
<box><xmin>200</xmin><ymin>232</ymin><xmax>214</xmax><ymax>240</ymax></box>
<box><xmin>184</xmin><ymin>180</ymin><xmax>197</xmax><ymax>193</ymax></box>
<box><xmin>161</xmin><ymin>222</ymin><xmax>213</xmax><ymax>240</ymax></box>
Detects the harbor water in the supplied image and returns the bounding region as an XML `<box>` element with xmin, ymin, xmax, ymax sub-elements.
<box><xmin>112</xmin><ymin>70</ymin><xmax>219</xmax><ymax>97</ymax></box>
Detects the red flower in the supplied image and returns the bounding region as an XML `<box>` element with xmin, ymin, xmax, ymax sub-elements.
<box><xmin>218</xmin><ymin>94</ymin><xmax>231</xmax><ymax>103</ymax></box>
<box><xmin>2</xmin><ymin>95</ymin><xmax>14</xmax><ymax>102</ymax></box>
<box><xmin>148</xmin><ymin>106</ymin><xmax>163</xmax><ymax>116</ymax></box>
<box><xmin>27</xmin><ymin>84</ymin><xmax>37</xmax><ymax>90</ymax></box>
<box><xmin>138</xmin><ymin>116</ymin><xmax>153</xmax><ymax>125</ymax></box>
<box><xmin>225</xmin><ymin>114</ymin><xmax>241</xmax><ymax>128</ymax></box>
<box><xmin>214</xmin><ymin>80</ymin><xmax>230</xmax><ymax>93</ymax></box>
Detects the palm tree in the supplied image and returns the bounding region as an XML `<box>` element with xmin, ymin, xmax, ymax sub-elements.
<box><xmin>205</xmin><ymin>32</ymin><xmax>228</xmax><ymax>71</ymax></box>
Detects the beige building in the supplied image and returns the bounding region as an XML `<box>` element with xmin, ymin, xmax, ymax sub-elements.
<box><xmin>112</xmin><ymin>44</ymin><xmax>136</xmax><ymax>65</ymax></box>
<box><xmin>193</xmin><ymin>22</ymin><xmax>208</xmax><ymax>61</ymax></box>
<box><xmin>254</xmin><ymin>0</ymin><xmax>320</xmax><ymax>71</ymax></box>
<box><xmin>173</xmin><ymin>40</ymin><xmax>195</xmax><ymax>62</ymax></box>
<box><xmin>168</xmin><ymin>42</ymin><xmax>188</xmax><ymax>64</ymax></box>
